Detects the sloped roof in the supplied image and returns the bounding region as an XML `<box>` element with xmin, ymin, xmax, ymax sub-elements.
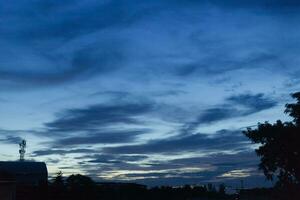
<box><xmin>0</xmin><ymin>161</ymin><xmax>47</xmax><ymax>173</ymax></box>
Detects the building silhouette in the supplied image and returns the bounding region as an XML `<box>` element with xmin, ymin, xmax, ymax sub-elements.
<box><xmin>0</xmin><ymin>161</ymin><xmax>48</xmax><ymax>200</ymax></box>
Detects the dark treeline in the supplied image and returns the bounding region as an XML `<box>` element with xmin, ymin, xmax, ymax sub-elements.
<box><xmin>16</xmin><ymin>173</ymin><xmax>287</xmax><ymax>200</ymax></box>
<box><xmin>15</xmin><ymin>173</ymin><xmax>295</xmax><ymax>200</ymax></box>
<box><xmin>46</xmin><ymin>173</ymin><xmax>231</xmax><ymax>200</ymax></box>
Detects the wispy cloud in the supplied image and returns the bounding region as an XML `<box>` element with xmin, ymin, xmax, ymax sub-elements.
<box><xmin>53</xmin><ymin>129</ymin><xmax>151</xmax><ymax>147</ymax></box>
<box><xmin>0</xmin><ymin>135</ymin><xmax>23</xmax><ymax>144</ymax></box>
<box><xmin>32</xmin><ymin>148</ymin><xmax>97</xmax><ymax>156</ymax></box>
<box><xmin>45</xmin><ymin>101</ymin><xmax>156</xmax><ymax>133</ymax></box>
<box><xmin>180</xmin><ymin>93</ymin><xmax>277</xmax><ymax>135</ymax></box>
<box><xmin>103</xmin><ymin>129</ymin><xmax>249</xmax><ymax>154</ymax></box>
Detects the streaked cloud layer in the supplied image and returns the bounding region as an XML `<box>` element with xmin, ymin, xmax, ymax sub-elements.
<box><xmin>0</xmin><ymin>0</ymin><xmax>299</xmax><ymax>187</ymax></box>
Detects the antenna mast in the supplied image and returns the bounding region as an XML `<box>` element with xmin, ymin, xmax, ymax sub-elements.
<box><xmin>19</xmin><ymin>140</ymin><xmax>26</xmax><ymax>161</ymax></box>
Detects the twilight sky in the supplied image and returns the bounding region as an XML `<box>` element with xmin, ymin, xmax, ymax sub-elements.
<box><xmin>0</xmin><ymin>0</ymin><xmax>300</xmax><ymax>188</ymax></box>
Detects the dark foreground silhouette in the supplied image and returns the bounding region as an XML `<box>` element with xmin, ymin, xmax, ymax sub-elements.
<box><xmin>5</xmin><ymin>175</ymin><xmax>299</xmax><ymax>200</ymax></box>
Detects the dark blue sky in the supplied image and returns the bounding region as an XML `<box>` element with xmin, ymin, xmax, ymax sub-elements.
<box><xmin>0</xmin><ymin>0</ymin><xmax>299</xmax><ymax>188</ymax></box>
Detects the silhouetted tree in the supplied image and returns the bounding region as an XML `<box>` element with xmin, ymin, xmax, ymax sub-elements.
<box><xmin>50</xmin><ymin>171</ymin><xmax>65</xmax><ymax>199</ymax></box>
<box><xmin>65</xmin><ymin>174</ymin><xmax>97</xmax><ymax>200</ymax></box>
<box><xmin>218</xmin><ymin>183</ymin><xmax>226</xmax><ymax>195</ymax></box>
<box><xmin>52</xmin><ymin>171</ymin><xmax>64</xmax><ymax>187</ymax></box>
<box><xmin>207</xmin><ymin>183</ymin><xmax>217</xmax><ymax>193</ymax></box>
<box><xmin>244</xmin><ymin>92</ymin><xmax>300</xmax><ymax>196</ymax></box>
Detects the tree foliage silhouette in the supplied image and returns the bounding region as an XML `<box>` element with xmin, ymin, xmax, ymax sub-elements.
<box><xmin>52</xmin><ymin>171</ymin><xmax>64</xmax><ymax>187</ymax></box>
<box><xmin>218</xmin><ymin>183</ymin><xmax>226</xmax><ymax>195</ymax></box>
<box><xmin>47</xmin><ymin>172</ymin><xmax>232</xmax><ymax>200</ymax></box>
<box><xmin>244</xmin><ymin>92</ymin><xmax>300</xmax><ymax>187</ymax></box>
<box><xmin>51</xmin><ymin>171</ymin><xmax>65</xmax><ymax>196</ymax></box>
<box><xmin>65</xmin><ymin>174</ymin><xmax>97</xmax><ymax>200</ymax></box>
